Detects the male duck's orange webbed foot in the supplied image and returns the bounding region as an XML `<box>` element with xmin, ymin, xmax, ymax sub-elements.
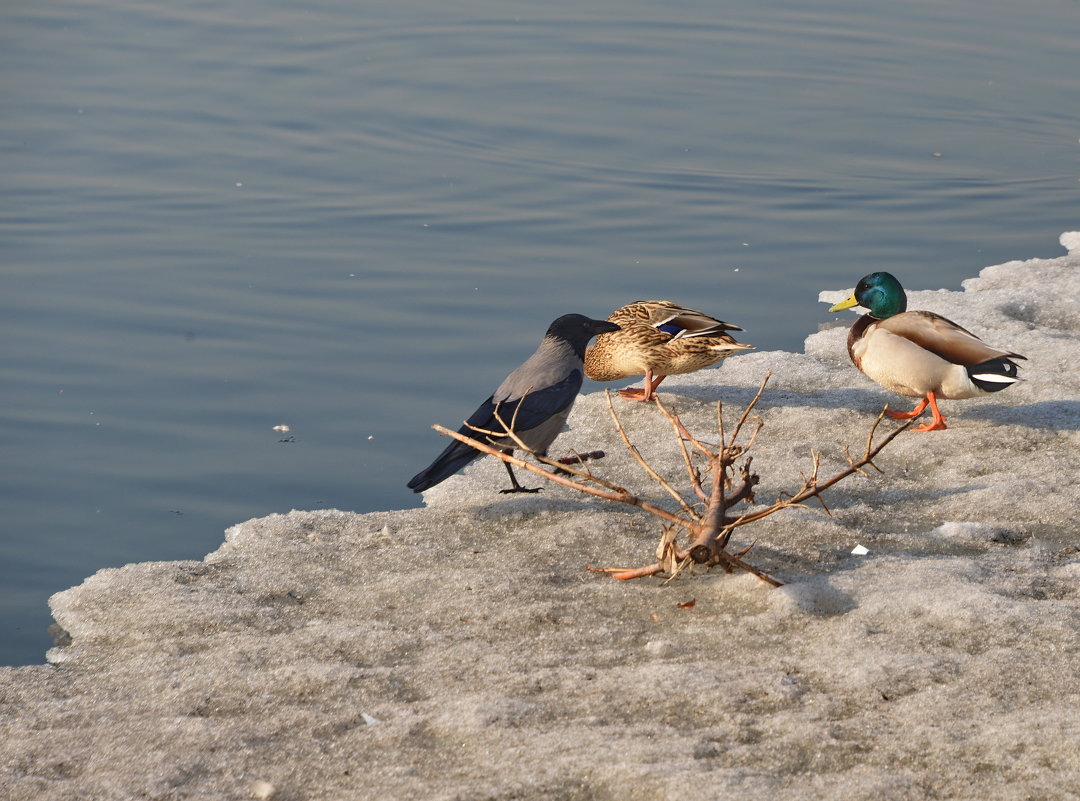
<box><xmin>886</xmin><ymin>396</ymin><xmax>930</xmax><ymax>420</ymax></box>
<box><xmin>885</xmin><ymin>393</ymin><xmax>948</xmax><ymax>430</ymax></box>
<box><xmin>911</xmin><ymin>419</ymin><xmax>948</xmax><ymax>432</ymax></box>
<box><xmin>909</xmin><ymin>392</ymin><xmax>948</xmax><ymax>432</ymax></box>
<box><xmin>616</xmin><ymin>372</ymin><xmax>666</xmax><ymax>402</ymax></box>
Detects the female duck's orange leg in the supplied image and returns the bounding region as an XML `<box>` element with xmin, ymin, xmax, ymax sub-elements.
<box><xmin>910</xmin><ymin>391</ymin><xmax>948</xmax><ymax>432</ymax></box>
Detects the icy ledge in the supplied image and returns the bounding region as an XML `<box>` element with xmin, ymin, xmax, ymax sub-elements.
<box><xmin>3</xmin><ymin>235</ymin><xmax>1079</xmax><ymax>801</ymax></box>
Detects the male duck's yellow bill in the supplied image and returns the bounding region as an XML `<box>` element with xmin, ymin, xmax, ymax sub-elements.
<box><xmin>829</xmin><ymin>293</ymin><xmax>860</xmax><ymax>313</ymax></box>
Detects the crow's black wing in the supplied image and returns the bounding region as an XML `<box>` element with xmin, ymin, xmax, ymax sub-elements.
<box><xmin>407</xmin><ymin>370</ymin><xmax>582</xmax><ymax>492</ymax></box>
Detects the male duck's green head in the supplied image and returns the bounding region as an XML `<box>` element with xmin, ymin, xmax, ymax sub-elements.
<box><xmin>828</xmin><ymin>272</ymin><xmax>907</xmax><ymax>318</ymax></box>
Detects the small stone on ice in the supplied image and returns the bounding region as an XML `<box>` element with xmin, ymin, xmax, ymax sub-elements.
<box><xmin>644</xmin><ymin>640</ymin><xmax>674</xmax><ymax>657</ymax></box>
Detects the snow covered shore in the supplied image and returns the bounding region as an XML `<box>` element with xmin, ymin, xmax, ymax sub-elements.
<box><xmin>2</xmin><ymin>235</ymin><xmax>1078</xmax><ymax>801</ymax></box>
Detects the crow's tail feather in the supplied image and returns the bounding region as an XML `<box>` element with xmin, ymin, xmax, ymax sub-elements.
<box><xmin>407</xmin><ymin>439</ymin><xmax>485</xmax><ymax>493</ymax></box>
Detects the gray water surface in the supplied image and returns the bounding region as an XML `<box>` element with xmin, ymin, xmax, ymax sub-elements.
<box><xmin>2</xmin><ymin>0</ymin><xmax>1078</xmax><ymax>665</ymax></box>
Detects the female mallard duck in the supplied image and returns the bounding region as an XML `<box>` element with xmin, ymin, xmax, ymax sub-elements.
<box><xmin>584</xmin><ymin>300</ymin><xmax>753</xmax><ymax>402</ymax></box>
<box><xmin>828</xmin><ymin>272</ymin><xmax>1025</xmax><ymax>431</ymax></box>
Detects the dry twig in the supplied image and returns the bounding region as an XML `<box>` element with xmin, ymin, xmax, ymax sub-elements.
<box><xmin>431</xmin><ymin>372</ymin><xmax>912</xmax><ymax>586</ymax></box>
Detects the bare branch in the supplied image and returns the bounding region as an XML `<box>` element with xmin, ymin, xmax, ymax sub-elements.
<box><xmin>605</xmin><ymin>391</ymin><xmax>696</xmax><ymax>518</ymax></box>
<box><xmin>491</xmin><ymin>400</ymin><xmax>532</xmax><ymax>454</ymax></box>
<box><xmin>728</xmin><ymin>372</ymin><xmax>770</xmax><ymax>447</ymax></box>
<box><xmin>432</xmin><ymin>372</ymin><xmax>909</xmax><ymax>592</ymax></box>
<box><xmin>653</xmin><ymin>397</ymin><xmax>709</xmax><ymax>501</ymax></box>
<box><xmin>720</xmin><ymin>415</ymin><xmax>914</xmax><ymax>532</ymax></box>
<box><xmin>431</xmin><ymin>425</ymin><xmax>698</xmax><ymax>530</ymax></box>
<box><xmin>531</xmin><ymin>451</ymin><xmax>629</xmax><ymax>494</ymax></box>
<box><xmin>654</xmin><ymin>395</ymin><xmax>717</xmax><ymax>458</ymax></box>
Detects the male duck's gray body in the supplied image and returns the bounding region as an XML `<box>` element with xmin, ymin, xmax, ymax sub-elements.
<box><xmin>407</xmin><ymin>314</ymin><xmax>621</xmax><ymax>494</ymax></box>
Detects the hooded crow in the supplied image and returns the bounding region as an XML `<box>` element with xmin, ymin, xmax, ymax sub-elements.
<box><xmin>408</xmin><ymin>314</ymin><xmax>620</xmax><ymax>493</ymax></box>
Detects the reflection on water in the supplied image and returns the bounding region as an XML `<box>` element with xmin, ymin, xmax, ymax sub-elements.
<box><xmin>2</xmin><ymin>0</ymin><xmax>1078</xmax><ymax>664</ymax></box>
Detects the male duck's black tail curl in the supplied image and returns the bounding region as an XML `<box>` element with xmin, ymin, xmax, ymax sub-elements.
<box><xmin>966</xmin><ymin>355</ymin><xmax>1025</xmax><ymax>393</ymax></box>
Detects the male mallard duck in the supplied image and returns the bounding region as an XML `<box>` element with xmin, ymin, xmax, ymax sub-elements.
<box><xmin>584</xmin><ymin>300</ymin><xmax>753</xmax><ymax>402</ymax></box>
<box><xmin>828</xmin><ymin>272</ymin><xmax>1025</xmax><ymax>431</ymax></box>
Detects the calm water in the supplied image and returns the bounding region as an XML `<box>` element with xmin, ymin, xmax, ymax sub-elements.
<box><xmin>2</xmin><ymin>0</ymin><xmax>1078</xmax><ymax>665</ymax></box>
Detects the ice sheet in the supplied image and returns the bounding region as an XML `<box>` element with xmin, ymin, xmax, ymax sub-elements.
<box><xmin>2</xmin><ymin>235</ymin><xmax>1078</xmax><ymax>801</ymax></box>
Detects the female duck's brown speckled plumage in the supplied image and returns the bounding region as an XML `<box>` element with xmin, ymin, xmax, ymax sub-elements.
<box><xmin>584</xmin><ymin>300</ymin><xmax>753</xmax><ymax>401</ymax></box>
